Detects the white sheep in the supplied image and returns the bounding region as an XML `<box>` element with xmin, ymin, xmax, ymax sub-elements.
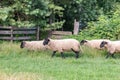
<box><xmin>100</xmin><ymin>40</ymin><xmax>120</xmax><ymax>58</ymax></box>
<box><xmin>20</xmin><ymin>40</ymin><xmax>48</xmax><ymax>51</ymax></box>
<box><xmin>43</xmin><ymin>38</ymin><xmax>82</xmax><ymax>58</ymax></box>
<box><xmin>80</xmin><ymin>39</ymin><xmax>110</xmax><ymax>50</ymax></box>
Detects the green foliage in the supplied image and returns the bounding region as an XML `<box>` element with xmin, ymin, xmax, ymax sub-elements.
<box><xmin>0</xmin><ymin>7</ymin><xmax>11</xmax><ymax>21</ymax></box>
<box><xmin>0</xmin><ymin>0</ymin><xmax>120</xmax><ymax>31</ymax></box>
<box><xmin>78</xmin><ymin>4</ymin><xmax>120</xmax><ymax>40</ymax></box>
<box><xmin>0</xmin><ymin>0</ymin><xmax>64</xmax><ymax>29</ymax></box>
<box><xmin>0</xmin><ymin>0</ymin><xmax>48</xmax><ymax>27</ymax></box>
<box><xmin>48</xmin><ymin>3</ymin><xmax>64</xmax><ymax>17</ymax></box>
<box><xmin>45</xmin><ymin>20</ymin><xmax>65</xmax><ymax>30</ymax></box>
<box><xmin>57</xmin><ymin>0</ymin><xmax>119</xmax><ymax>30</ymax></box>
<box><xmin>45</xmin><ymin>1</ymin><xmax>65</xmax><ymax>30</ymax></box>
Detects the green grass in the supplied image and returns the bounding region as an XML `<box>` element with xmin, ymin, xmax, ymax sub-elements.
<box><xmin>0</xmin><ymin>42</ymin><xmax>120</xmax><ymax>80</ymax></box>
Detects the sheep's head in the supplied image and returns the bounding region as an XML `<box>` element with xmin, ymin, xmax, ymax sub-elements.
<box><xmin>100</xmin><ymin>41</ymin><xmax>108</xmax><ymax>48</ymax></box>
<box><xmin>80</xmin><ymin>40</ymin><xmax>87</xmax><ymax>45</ymax></box>
<box><xmin>20</xmin><ymin>41</ymin><xmax>26</xmax><ymax>48</ymax></box>
<box><xmin>43</xmin><ymin>38</ymin><xmax>50</xmax><ymax>45</ymax></box>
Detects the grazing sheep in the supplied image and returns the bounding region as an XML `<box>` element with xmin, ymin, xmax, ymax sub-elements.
<box><xmin>43</xmin><ymin>38</ymin><xmax>82</xmax><ymax>58</ymax></box>
<box><xmin>20</xmin><ymin>40</ymin><xmax>48</xmax><ymax>51</ymax></box>
<box><xmin>80</xmin><ymin>39</ymin><xmax>110</xmax><ymax>50</ymax></box>
<box><xmin>100</xmin><ymin>40</ymin><xmax>120</xmax><ymax>58</ymax></box>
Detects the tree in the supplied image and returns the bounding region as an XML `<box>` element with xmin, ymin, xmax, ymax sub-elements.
<box><xmin>79</xmin><ymin>3</ymin><xmax>120</xmax><ymax>40</ymax></box>
<box><xmin>0</xmin><ymin>0</ymin><xmax>64</xmax><ymax>29</ymax></box>
<box><xmin>55</xmin><ymin>0</ymin><xmax>118</xmax><ymax>31</ymax></box>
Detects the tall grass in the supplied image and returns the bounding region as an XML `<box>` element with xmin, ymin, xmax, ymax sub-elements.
<box><xmin>0</xmin><ymin>42</ymin><xmax>120</xmax><ymax>80</ymax></box>
<box><xmin>81</xmin><ymin>46</ymin><xmax>106</xmax><ymax>58</ymax></box>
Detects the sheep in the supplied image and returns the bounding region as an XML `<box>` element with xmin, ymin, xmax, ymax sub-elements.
<box><xmin>20</xmin><ymin>40</ymin><xmax>48</xmax><ymax>51</ymax></box>
<box><xmin>80</xmin><ymin>39</ymin><xmax>110</xmax><ymax>50</ymax></box>
<box><xmin>43</xmin><ymin>38</ymin><xmax>82</xmax><ymax>58</ymax></box>
<box><xmin>100</xmin><ymin>40</ymin><xmax>120</xmax><ymax>58</ymax></box>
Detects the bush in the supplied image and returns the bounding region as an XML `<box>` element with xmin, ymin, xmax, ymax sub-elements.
<box><xmin>78</xmin><ymin>4</ymin><xmax>120</xmax><ymax>40</ymax></box>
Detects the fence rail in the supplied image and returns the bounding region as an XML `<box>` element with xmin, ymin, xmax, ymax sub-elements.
<box><xmin>0</xmin><ymin>26</ymin><xmax>40</xmax><ymax>42</ymax></box>
<box><xmin>50</xmin><ymin>31</ymin><xmax>72</xmax><ymax>39</ymax></box>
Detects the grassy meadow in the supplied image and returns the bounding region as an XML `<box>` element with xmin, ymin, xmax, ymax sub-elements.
<box><xmin>0</xmin><ymin>42</ymin><xmax>120</xmax><ymax>80</ymax></box>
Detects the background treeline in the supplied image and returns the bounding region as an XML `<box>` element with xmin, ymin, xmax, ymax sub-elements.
<box><xmin>0</xmin><ymin>0</ymin><xmax>120</xmax><ymax>39</ymax></box>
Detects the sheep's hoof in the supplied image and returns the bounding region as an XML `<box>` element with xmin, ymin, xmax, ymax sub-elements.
<box><xmin>75</xmin><ymin>55</ymin><xmax>79</xmax><ymax>59</ymax></box>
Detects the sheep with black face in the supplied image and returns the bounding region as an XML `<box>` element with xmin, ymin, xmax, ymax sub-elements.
<box><xmin>100</xmin><ymin>40</ymin><xmax>120</xmax><ymax>58</ymax></box>
<box><xmin>20</xmin><ymin>40</ymin><xmax>48</xmax><ymax>51</ymax></box>
<box><xmin>43</xmin><ymin>38</ymin><xmax>82</xmax><ymax>58</ymax></box>
<box><xmin>80</xmin><ymin>39</ymin><xmax>110</xmax><ymax>50</ymax></box>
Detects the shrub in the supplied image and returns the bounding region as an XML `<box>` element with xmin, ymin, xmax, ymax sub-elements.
<box><xmin>78</xmin><ymin>4</ymin><xmax>120</xmax><ymax>40</ymax></box>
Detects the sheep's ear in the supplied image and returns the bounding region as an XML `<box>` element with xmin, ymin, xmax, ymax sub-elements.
<box><xmin>100</xmin><ymin>41</ymin><xmax>107</xmax><ymax>48</ymax></box>
<box><xmin>81</xmin><ymin>40</ymin><xmax>87</xmax><ymax>43</ymax></box>
<box><xmin>43</xmin><ymin>38</ymin><xmax>50</xmax><ymax>45</ymax></box>
<box><xmin>45</xmin><ymin>37</ymin><xmax>50</xmax><ymax>41</ymax></box>
<box><xmin>46</xmin><ymin>38</ymin><xmax>50</xmax><ymax>42</ymax></box>
<box><xmin>80</xmin><ymin>40</ymin><xmax>87</xmax><ymax>45</ymax></box>
<box><xmin>47</xmin><ymin>38</ymin><xmax>50</xmax><ymax>42</ymax></box>
<box><xmin>22</xmin><ymin>41</ymin><xmax>26</xmax><ymax>44</ymax></box>
<box><xmin>102</xmin><ymin>41</ymin><xmax>108</xmax><ymax>44</ymax></box>
<box><xmin>104</xmin><ymin>41</ymin><xmax>108</xmax><ymax>44</ymax></box>
<box><xmin>84</xmin><ymin>40</ymin><xmax>87</xmax><ymax>42</ymax></box>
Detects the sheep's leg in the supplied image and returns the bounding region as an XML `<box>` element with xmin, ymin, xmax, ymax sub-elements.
<box><xmin>75</xmin><ymin>52</ymin><xmax>79</xmax><ymax>58</ymax></box>
<box><xmin>51</xmin><ymin>51</ymin><xmax>56</xmax><ymax>57</ymax></box>
<box><xmin>61</xmin><ymin>52</ymin><xmax>65</xmax><ymax>58</ymax></box>
<box><xmin>106</xmin><ymin>52</ymin><xmax>110</xmax><ymax>58</ymax></box>
<box><xmin>111</xmin><ymin>54</ymin><xmax>116</xmax><ymax>59</ymax></box>
<box><xmin>71</xmin><ymin>49</ymin><xmax>79</xmax><ymax>58</ymax></box>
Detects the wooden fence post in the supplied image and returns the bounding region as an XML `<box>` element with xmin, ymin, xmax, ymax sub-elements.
<box><xmin>10</xmin><ymin>27</ymin><xmax>13</xmax><ymax>42</ymax></box>
<box><xmin>73</xmin><ymin>19</ymin><xmax>79</xmax><ymax>35</ymax></box>
<box><xmin>36</xmin><ymin>27</ymin><xmax>40</xmax><ymax>40</ymax></box>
